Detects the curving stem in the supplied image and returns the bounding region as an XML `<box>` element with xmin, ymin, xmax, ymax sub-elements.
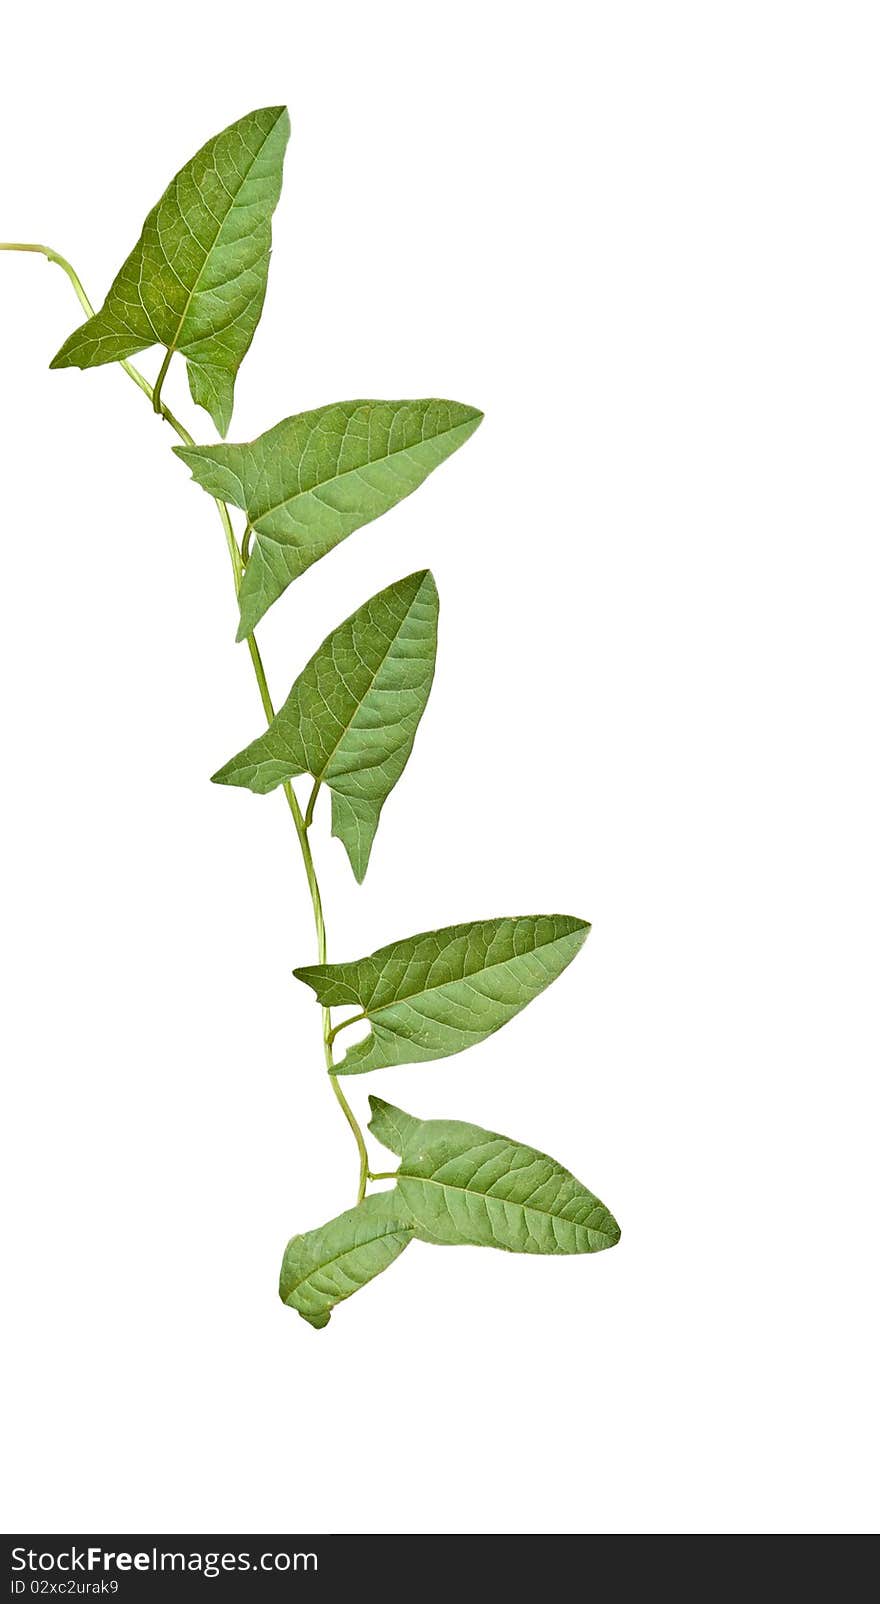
<box><xmin>1</xmin><ymin>241</ymin><xmax>371</xmax><ymax>1203</ymax></box>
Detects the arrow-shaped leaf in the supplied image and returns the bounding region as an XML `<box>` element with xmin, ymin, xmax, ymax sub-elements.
<box><xmin>295</xmin><ymin>915</ymin><xmax>590</xmax><ymax>1074</ymax></box>
<box><xmin>367</xmin><ymin>1099</ymin><xmax>423</xmax><ymax>1155</ymax></box>
<box><xmin>50</xmin><ymin>106</ymin><xmax>290</xmax><ymax>434</ymax></box>
<box><xmin>279</xmin><ymin>1191</ymin><xmax>414</xmax><ymax>1329</ymax></box>
<box><xmin>369</xmin><ymin>1098</ymin><xmax>620</xmax><ymax>1255</ymax></box>
<box><xmin>173</xmin><ymin>398</ymin><xmax>482</xmax><ymax>636</ymax></box>
<box><xmin>212</xmin><ymin>570</ymin><xmax>438</xmax><ymax>881</ymax></box>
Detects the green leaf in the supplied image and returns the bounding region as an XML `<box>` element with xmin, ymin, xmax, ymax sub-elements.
<box><xmin>367</xmin><ymin>1098</ymin><xmax>423</xmax><ymax>1155</ymax></box>
<box><xmin>212</xmin><ymin>570</ymin><xmax>439</xmax><ymax>881</ymax></box>
<box><xmin>278</xmin><ymin>1191</ymin><xmax>414</xmax><ymax>1329</ymax></box>
<box><xmin>173</xmin><ymin>398</ymin><xmax>483</xmax><ymax>637</ymax></box>
<box><xmin>296</xmin><ymin>915</ymin><xmax>590</xmax><ymax>1074</ymax></box>
<box><xmin>369</xmin><ymin>1098</ymin><xmax>620</xmax><ymax>1255</ymax></box>
<box><xmin>50</xmin><ymin>106</ymin><xmax>290</xmax><ymax>434</ymax></box>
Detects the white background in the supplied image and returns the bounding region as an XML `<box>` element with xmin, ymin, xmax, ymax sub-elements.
<box><xmin>1</xmin><ymin>0</ymin><xmax>877</xmax><ymax>1538</ymax></box>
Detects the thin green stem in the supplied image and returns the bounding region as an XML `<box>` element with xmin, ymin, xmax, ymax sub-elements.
<box><xmin>367</xmin><ymin>1172</ymin><xmax>399</xmax><ymax>1182</ymax></box>
<box><xmin>2</xmin><ymin>239</ymin><xmax>372</xmax><ymax>1202</ymax></box>
<box><xmin>0</xmin><ymin>242</ymin><xmax>177</xmax><ymax>417</ymax></box>
<box><xmin>1</xmin><ymin>241</ymin><xmax>97</xmax><ymax>320</ymax></box>
<box><xmin>330</xmin><ymin>1076</ymin><xmax>369</xmax><ymax>1201</ymax></box>
<box><xmin>297</xmin><ymin>816</ymin><xmax>367</xmax><ymax>1200</ymax></box>
<box><xmin>245</xmin><ymin>633</ymin><xmax>275</xmax><ymax>722</ymax></box>
<box><xmin>287</xmin><ymin>784</ymin><xmax>326</xmax><ymax>960</ymax></box>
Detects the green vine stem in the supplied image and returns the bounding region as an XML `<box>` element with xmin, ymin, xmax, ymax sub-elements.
<box><xmin>0</xmin><ymin>240</ymin><xmax>370</xmax><ymax>1203</ymax></box>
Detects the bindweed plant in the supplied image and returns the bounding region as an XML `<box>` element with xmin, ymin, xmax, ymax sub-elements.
<box><xmin>2</xmin><ymin>107</ymin><xmax>620</xmax><ymax>1327</ymax></box>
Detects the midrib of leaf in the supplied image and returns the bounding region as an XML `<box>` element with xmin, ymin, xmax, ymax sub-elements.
<box><xmin>351</xmin><ymin>925</ymin><xmax>582</xmax><ymax>1014</ymax></box>
<box><xmin>252</xmin><ymin>415</ymin><xmax>471</xmax><ymax>525</ymax></box>
<box><xmin>284</xmin><ymin>1221</ymin><xmax>412</xmax><ymax>1295</ymax></box>
<box><xmin>162</xmin><ymin>127</ymin><xmax>275</xmax><ymax>364</ymax></box>
<box><xmin>311</xmin><ymin>587</ymin><xmax>429</xmax><ymax>786</ymax></box>
<box><xmin>402</xmin><ymin>1170</ymin><xmax>602</xmax><ymax>1233</ymax></box>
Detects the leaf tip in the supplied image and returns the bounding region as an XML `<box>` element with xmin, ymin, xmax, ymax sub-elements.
<box><xmin>247</xmin><ymin>103</ymin><xmax>289</xmax><ymax>123</ymax></box>
<box><xmin>302</xmin><ymin>1310</ymin><xmax>332</xmax><ymax>1330</ymax></box>
<box><xmin>48</xmin><ymin>334</ymin><xmax>82</xmax><ymax>370</ymax></box>
<box><xmin>455</xmin><ymin>403</ymin><xmax>484</xmax><ymax>434</ymax></box>
<box><xmin>596</xmin><ymin>1209</ymin><xmax>622</xmax><ymax>1251</ymax></box>
<box><xmin>367</xmin><ymin>1097</ymin><xmax>418</xmax><ymax>1156</ymax></box>
<box><xmin>412</xmin><ymin>567</ymin><xmax>438</xmax><ymax>599</ymax></box>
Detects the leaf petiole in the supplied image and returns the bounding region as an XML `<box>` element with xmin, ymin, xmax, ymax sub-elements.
<box><xmin>304</xmin><ymin>778</ymin><xmax>321</xmax><ymax>830</ymax></box>
<box><xmin>327</xmin><ymin>1011</ymin><xmax>368</xmax><ymax>1045</ymax></box>
<box><xmin>152</xmin><ymin>346</ymin><xmax>174</xmax><ymax>414</ymax></box>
